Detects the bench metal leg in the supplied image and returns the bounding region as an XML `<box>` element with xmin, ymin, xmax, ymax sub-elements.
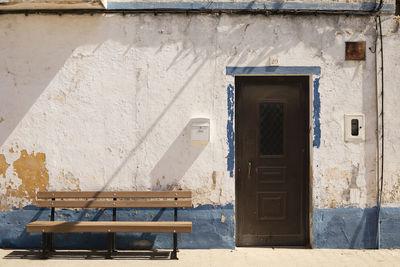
<box><xmin>170</xmin><ymin>204</ymin><xmax>178</xmax><ymax>260</ymax></box>
<box><xmin>170</xmin><ymin>232</ymin><xmax>178</xmax><ymax>260</ymax></box>
<box><xmin>48</xmin><ymin>204</ymin><xmax>55</xmax><ymax>252</ymax></box>
<box><xmin>112</xmin><ymin>233</ymin><xmax>116</xmax><ymax>252</ymax></box>
<box><xmin>112</xmin><ymin>205</ymin><xmax>117</xmax><ymax>252</ymax></box>
<box><xmin>46</xmin><ymin>233</ymin><xmax>55</xmax><ymax>252</ymax></box>
<box><xmin>41</xmin><ymin>233</ymin><xmax>49</xmax><ymax>259</ymax></box>
<box><xmin>106</xmin><ymin>232</ymin><xmax>113</xmax><ymax>259</ymax></box>
<box><xmin>112</xmin><ymin>206</ymin><xmax>117</xmax><ymax>252</ymax></box>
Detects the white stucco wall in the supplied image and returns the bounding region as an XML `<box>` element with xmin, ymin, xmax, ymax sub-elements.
<box><xmin>0</xmin><ymin>13</ymin><xmax>399</xmax><ymax>211</ymax></box>
<box><xmin>381</xmin><ymin>16</ymin><xmax>400</xmax><ymax>206</ymax></box>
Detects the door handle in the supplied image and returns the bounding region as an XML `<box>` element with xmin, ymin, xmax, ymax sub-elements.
<box><xmin>247</xmin><ymin>161</ymin><xmax>252</xmax><ymax>179</ymax></box>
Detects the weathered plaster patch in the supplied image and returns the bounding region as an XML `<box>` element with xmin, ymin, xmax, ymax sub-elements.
<box><xmin>55</xmin><ymin>170</ymin><xmax>80</xmax><ymax>191</ymax></box>
<box><xmin>9</xmin><ymin>150</ymin><xmax>49</xmax><ymax>201</ymax></box>
<box><xmin>53</xmin><ymin>90</ymin><xmax>67</xmax><ymax>104</ymax></box>
<box><xmin>322</xmin><ymin>167</ymin><xmax>351</xmax><ymax>208</ymax></box>
<box><xmin>0</xmin><ymin>150</ymin><xmax>49</xmax><ymax>210</ymax></box>
<box><xmin>155</xmin><ymin>178</ymin><xmax>161</xmax><ymax>188</ymax></box>
<box><xmin>221</xmin><ymin>214</ymin><xmax>226</xmax><ymax>222</ymax></box>
<box><xmin>313</xmin><ymin>77</ymin><xmax>321</xmax><ymax>148</ymax></box>
<box><xmin>0</xmin><ymin>154</ymin><xmax>9</xmax><ymax>178</ymax></box>
<box><xmin>193</xmin><ymin>178</ymin><xmax>225</xmax><ymax>207</ymax></box>
<box><xmin>383</xmin><ymin>171</ymin><xmax>400</xmax><ymax>204</ymax></box>
<box><xmin>226</xmin><ymin>84</ymin><xmax>234</xmax><ymax>177</ymax></box>
<box><xmin>211</xmin><ymin>171</ymin><xmax>217</xmax><ymax>190</ymax></box>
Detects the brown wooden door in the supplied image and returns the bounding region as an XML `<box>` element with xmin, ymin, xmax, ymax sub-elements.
<box><xmin>235</xmin><ymin>76</ymin><xmax>309</xmax><ymax>246</ymax></box>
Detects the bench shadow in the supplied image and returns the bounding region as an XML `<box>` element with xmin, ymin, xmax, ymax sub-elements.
<box><xmin>134</xmin><ymin>207</ymin><xmax>166</xmax><ymax>248</ymax></box>
<box><xmin>3</xmin><ymin>249</ymin><xmax>171</xmax><ymax>260</ymax></box>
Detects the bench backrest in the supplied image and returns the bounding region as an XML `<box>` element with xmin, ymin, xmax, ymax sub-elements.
<box><xmin>36</xmin><ymin>191</ymin><xmax>192</xmax><ymax>209</ymax></box>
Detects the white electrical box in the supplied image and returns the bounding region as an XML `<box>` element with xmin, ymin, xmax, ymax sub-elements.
<box><xmin>191</xmin><ymin>118</ymin><xmax>210</xmax><ymax>144</ymax></box>
<box><xmin>344</xmin><ymin>114</ymin><xmax>365</xmax><ymax>142</ymax></box>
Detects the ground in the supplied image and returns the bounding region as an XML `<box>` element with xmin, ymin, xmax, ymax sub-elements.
<box><xmin>1</xmin><ymin>248</ymin><xmax>400</xmax><ymax>267</ymax></box>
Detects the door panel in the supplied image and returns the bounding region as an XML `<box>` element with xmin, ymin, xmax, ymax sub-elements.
<box><xmin>236</xmin><ymin>76</ymin><xmax>309</xmax><ymax>246</ymax></box>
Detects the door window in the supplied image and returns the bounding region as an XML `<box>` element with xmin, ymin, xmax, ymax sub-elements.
<box><xmin>260</xmin><ymin>102</ymin><xmax>284</xmax><ymax>155</ymax></box>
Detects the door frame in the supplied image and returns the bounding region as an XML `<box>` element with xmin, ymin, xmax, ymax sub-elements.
<box><xmin>234</xmin><ymin>74</ymin><xmax>311</xmax><ymax>247</ymax></box>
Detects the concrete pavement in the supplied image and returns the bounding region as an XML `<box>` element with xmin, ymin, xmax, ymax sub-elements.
<box><xmin>1</xmin><ymin>248</ymin><xmax>400</xmax><ymax>267</ymax></box>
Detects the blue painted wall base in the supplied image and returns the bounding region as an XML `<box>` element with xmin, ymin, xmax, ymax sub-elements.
<box><xmin>379</xmin><ymin>207</ymin><xmax>400</xmax><ymax>249</ymax></box>
<box><xmin>2</xmin><ymin>205</ymin><xmax>400</xmax><ymax>249</ymax></box>
<box><xmin>0</xmin><ymin>204</ymin><xmax>234</xmax><ymax>250</ymax></box>
<box><xmin>313</xmin><ymin>207</ymin><xmax>400</xmax><ymax>249</ymax></box>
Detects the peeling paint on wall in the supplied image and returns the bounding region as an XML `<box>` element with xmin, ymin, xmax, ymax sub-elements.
<box><xmin>193</xmin><ymin>186</ymin><xmax>223</xmax><ymax>207</ymax></box>
<box><xmin>313</xmin><ymin>77</ymin><xmax>321</xmax><ymax>148</ymax></box>
<box><xmin>55</xmin><ymin>170</ymin><xmax>80</xmax><ymax>191</ymax></box>
<box><xmin>227</xmin><ymin>84</ymin><xmax>234</xmax><ymax>178</ymax></box>
<box><xmin>0</xmin><ymin>155</ymin><xmax>9</xmax><ymax>178</ymax></box>
<box><xmin>53</xmin><ymin>90</ymin><xmax>67</xmax><ymax>105</ymax></box>
<box><xmin>9</xmin><ymin>150</ymin><xmax>49</xmax><ymax>201</ymax></box>
<box><xmin>221</xmin><ymin>214</ymin><xmax>226</xmax><ymax>222</ymax></box>
<box><xmin>383</xmin><ymin>171</ymin><xmax>400</xmax><ymax>204</ymax></box>
<box><xmin>323</xmin><ymin>167</ymin><xmax>351</xmax><ymax>208</ymax></box>
<box><xmin>211</xmin><ymin>171</ymin><xmax>217</xmax><ymax>190</ymax></box>
<box><xmin>0</xmin><ymin>150</ymin><xmax>49</xmax><ymax>210</ymax></box>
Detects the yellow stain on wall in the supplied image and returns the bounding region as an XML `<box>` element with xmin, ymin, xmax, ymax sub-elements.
<box><xmin>0</xmin><ymin>154</ymin><xmax>10</xmax><ymax>178</ymax></box>
<box><xmin>9</xmin><ymin>150</ymin><xmax>49</xmax><ymax>200</ymax></box>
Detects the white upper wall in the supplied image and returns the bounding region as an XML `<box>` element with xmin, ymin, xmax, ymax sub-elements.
<box><xmin>381</xmin><ymin>16</ymin><xmax>400</xmax><ymax>206</ymax></box>
<box><xmin>0</xmin><ymin>14</ymin><xmax>399</xmax><ymax>210</ymax></box>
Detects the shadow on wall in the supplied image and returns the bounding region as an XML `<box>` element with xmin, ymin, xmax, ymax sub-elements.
<box><xmin>150</xmin><ymin>119</ymin><xmax>207</xmax><ymax>190</ymax></box>
<box><xmin>0</xmin><ymin>15</ymin><xmax>129</xmax><ymax>146</ymax></box>
<box><xmin>0</xmin><ymin>21</ymin><xmax>73</xmax><ymax>146</ymax></box>
<box><xmin>0</xmin><ymin>14</ymin><xmax>219</xmax><ymax>192</ymax></box>
<box><xmin>1</xmin><ymin>14</ymin><xmax>375</xmax><ymax>190</ymax></box>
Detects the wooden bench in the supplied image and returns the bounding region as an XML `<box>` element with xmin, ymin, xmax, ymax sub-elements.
<box><xmin>26</xmin><ymin>191</ymin><xmax>192</xmax><ymax>259</ymax></box>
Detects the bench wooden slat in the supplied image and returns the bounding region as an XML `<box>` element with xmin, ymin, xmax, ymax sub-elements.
<box><xmin>36</xmin><ymin>200</ymin><xmax>192</xmax><ymax>208</ymax></box>
<box><xmin>26</xmin><ymin>221</ymin><xmax>192</xmax><ymax>233</ymax></box>
<box><xmin>37</xmin><ymin>191</ymin><xmax>192</xmax><ymax>199</ymax></box>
